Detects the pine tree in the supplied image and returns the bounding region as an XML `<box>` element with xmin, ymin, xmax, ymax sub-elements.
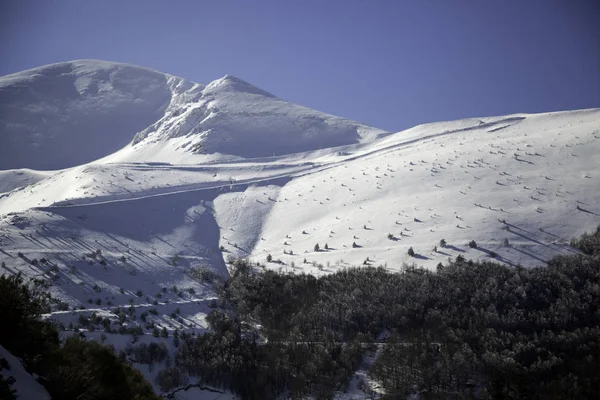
<box><xmin>408</xmin><ymin>247</ymin><xmax>415</xmax><ymax>257</ymax></box>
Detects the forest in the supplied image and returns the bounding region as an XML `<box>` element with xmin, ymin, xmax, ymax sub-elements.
<box><xmin>171</xmin><ymin>225</ymin><xmax>600</xmax><ymax>399</ymax></box>
<box><xmin>1</xmin><ymin>225</ymin><xmax>599</xmax><ymax>399</ymax></box>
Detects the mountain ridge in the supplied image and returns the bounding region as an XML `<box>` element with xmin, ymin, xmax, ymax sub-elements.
<box><xmin>0</xmin><ymin>60</ymin><xmax>388</xmax><ymax>170</ymax></box>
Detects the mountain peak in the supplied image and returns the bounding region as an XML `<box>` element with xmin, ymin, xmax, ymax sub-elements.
<box><xmin>204</xmin><ymin>74</ymin><xmax>275</xmax><ymax>98</ymax></box>
<box><xmin>1</xmin><ymin>60</ymin><xmax>388</xmax><ymax>169</ymax></box>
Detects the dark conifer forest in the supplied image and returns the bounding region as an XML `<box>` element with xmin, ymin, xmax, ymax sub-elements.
<box><xmin>170</xmin><ymin>225</ymin><xmax>600</xmax><ymax>399</ymax></box>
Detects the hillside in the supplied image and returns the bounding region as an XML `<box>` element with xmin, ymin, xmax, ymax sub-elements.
<box><xmin>0</xmin><ymin>60</ymin><xmax>599</xmax><ymax>397</ymax></box>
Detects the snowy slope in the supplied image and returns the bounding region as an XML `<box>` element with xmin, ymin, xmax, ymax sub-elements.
<box><xmin>0</xmin><ymin>345</ymin><xmax>51</xmax><ymax>400</ymax></box>
<box><xmin>1</xmin><ymin>60</ymin><xmax>599</xmax><ymax>398</ymax></box>
<box><xmin>249</xmin><ymin>110</ymin><xmax>600</xmax><ymax>274</ymax></box>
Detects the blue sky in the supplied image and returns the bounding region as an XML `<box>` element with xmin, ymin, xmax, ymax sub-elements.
<box><xmin>1</xmin><ymin>0</ymin><xmax>599</xmax><ymax>131</ymax></box>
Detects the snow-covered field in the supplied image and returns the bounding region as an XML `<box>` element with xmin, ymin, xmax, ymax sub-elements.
<box><xmin>1</xmin><ymin>60</ymin><xmax>599</xmax><ymax>397</ymax></box>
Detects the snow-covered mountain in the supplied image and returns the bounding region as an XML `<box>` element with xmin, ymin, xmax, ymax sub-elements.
<box><xmin>0</xmin><ymin>60</ymin><xmax>387</xmax><ymax>170</ymax></box>
<box><xmin>1</xmin><ymin>60</ymin><xmax>599</xmax><ymax>396</ymax></box>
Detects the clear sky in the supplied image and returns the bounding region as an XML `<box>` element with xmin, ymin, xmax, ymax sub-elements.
<box><xmin>1</xmin><ymin>0</ymin><xmax>599</xmax><ymax>131</ymax></box>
